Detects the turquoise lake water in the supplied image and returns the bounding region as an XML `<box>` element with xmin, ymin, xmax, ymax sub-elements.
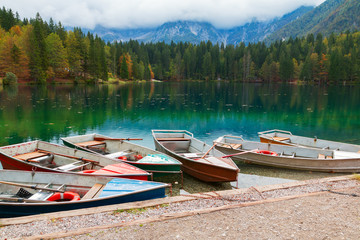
<box><xmin>0</xmin><ymin>81</ymin><xmax>359</xmax><ymax>187</ymax></box>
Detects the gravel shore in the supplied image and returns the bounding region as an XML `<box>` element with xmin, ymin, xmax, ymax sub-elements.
<box><xmin>1</xmin><ymin>175</ymin><xmax>359</xmax><ymax>239</ymax></box>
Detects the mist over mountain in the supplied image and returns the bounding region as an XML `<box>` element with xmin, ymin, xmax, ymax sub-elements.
<box><xmin>88</xmin><ymin>6</ymin><xmax>314</xmax><ymax>45</ymax></box>
<box><xmin>86</xmin><ymin>0</ymin><xmax>359</xmax><ymax>45</ymax></box>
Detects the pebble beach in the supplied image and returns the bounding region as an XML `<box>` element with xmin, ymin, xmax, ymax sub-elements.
<box><xmin>1</xmin><ymin>175</ymin><xmax>359</xmax><ymax>239</ymax></box>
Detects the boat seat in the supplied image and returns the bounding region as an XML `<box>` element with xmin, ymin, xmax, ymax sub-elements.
<box><xmin>55</xmin><ymin>161</ymin><xmax>92</xmax><ymax>171</ymax></box>
<box><xmin>273</xmin><ymin>137</ymin><xmax>290</xmax><ymax>142</ymax></box>
<box><xmin>82</xmin><ymin>183</ymin><xmax>105</xmax><ymax>200</ymax></box>
<box><xmin>219</xmin><ymin>143</ymin><xmax>232</xmax><ymax>149</ymax></box>
<box><xmin>230</xmin><ymin>144</ymin><xmax>242</xmax><ymax>149</ymax></box>
<box><xmin>156</xmin><ymin>138</ymin><xmax>190</xmax><ymax>141</ymax></box>
<box><xmin>14</xmin><ymin>151</ymin><xmax>48</xmax><ymax>162</ymax></box>
<box><xmin>76</xmin><ymin>140</ymin><xmax>106</xmax><ymax>148</ymax></box>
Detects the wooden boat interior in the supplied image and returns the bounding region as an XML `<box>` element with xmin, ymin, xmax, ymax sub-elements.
<box><xmin>63</xmin><ymin>134</ymin><xmax>179</xmax><ymax>164</ymax></box>
<box><xmin>0</xmin><ymin>171</ymin><xmax>112</xmax><ymax>203</ymax></box>
<box><xmin>258</xmin><ymin>129</ymin><xmax>360</xmax><ymax>153</ymax></box>
<box><xmin>153</xmin><ymin>130</ymin><xmax>238</xmax><ymax>169</ymax></box>
<box><xmin>215</xmin><ymin>135</ymin><xmax>349</xmax><ymax>159</ymax></box>
<box><xmin>0</xmin><ymin>141</ymin><xmax>119</xmax><ymax>173</ymax></box>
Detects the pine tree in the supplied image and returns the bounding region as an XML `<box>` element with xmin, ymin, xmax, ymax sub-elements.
<box><xmin>28</xmin><ymin>13</ymin><xmax>48</xmax><ymax>83</ymax></box>
<box><xmin>120</xmin><ymin>54</ymin><xmax>129</xmax><ymax>79</ymax></box>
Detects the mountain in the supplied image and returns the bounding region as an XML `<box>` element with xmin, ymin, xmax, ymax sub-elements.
<box><xmin>89</xmin><ymin>6</ymin><xmax>313</xmax><ymax>45</ymax></box>
<box><xmin>266</xmin><ymin>0</ymin><xmax>360</xmax><ymax>42</ymax></box>
<box><xmin>226</xmin><ymin>6</ymin><xmax>314</xmax><ymax>45</ymax></box>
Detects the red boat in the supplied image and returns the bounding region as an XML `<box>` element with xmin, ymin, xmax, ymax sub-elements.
<box><xmin>0</xmin><ymin>141</ymin><xmax>150</xmax><ymax>180</ymax></box>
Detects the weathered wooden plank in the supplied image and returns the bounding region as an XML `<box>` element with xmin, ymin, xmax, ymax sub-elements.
<box><xmin>14</xmin><ymin>151</ymin><xmax>47</xmax><ymax>161</ymax></box>
<box><xmin>81</xmin><ymin>184</ymin><xmax>104</xmax><ymax>200</ymax></box>
<box><xmin>76</xmin><ymin>141</ymin><xmax>105</xmax><ymax>147</ymax></box>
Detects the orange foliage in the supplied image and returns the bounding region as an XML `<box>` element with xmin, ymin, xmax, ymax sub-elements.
<box><xmin>0</xmin><ymin>36</ymin><xmax>30</xmax><ymax>80</ymax></box>
<box><xmin>119</xmin><ymin>53</ymin><xmax>133</xmax><ymax>79</ymax></box>
<box><xmin>10</xmin><ymin>25</ymin><xmax>22</xmax><ymax>36</ymax></box>
<box><xmin>148</xmin><ymin>64</ymin><xmax>154</xmax><ymax>79</ymax></box>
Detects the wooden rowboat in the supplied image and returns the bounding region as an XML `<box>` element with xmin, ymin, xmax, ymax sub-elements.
<box><xmin>258</xmin><ymin>129</ymin><xmax>360</xmax><ymax>152</ymax></box>
<box><xmin>61</xmin><ymin>133</ymin><xmax>182</xmax><ymax>177</ymax></box>
<box><xmin>0</xmin><ymin>170</ymin><xmax>167</xmax><ymax>218</ymax></box>
<box><xmin>214</xmin><ymin>135</ymin><xmax>360</xmax><ymax>173</ymax></box>
<box><xmin>152</xmin><ymin>130</ymin><xmax>239</xmax><ymax>182</ymax></box>
<box><xmin>0</xmin><ymin>141</ymin><xmax>150</xmax><ymax>180</ymax></box>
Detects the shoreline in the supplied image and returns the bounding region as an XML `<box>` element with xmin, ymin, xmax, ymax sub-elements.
<box><xmin>1</xmin><ymin>175</ymin><xmax>358</xmax><ymax>239</ymax></box>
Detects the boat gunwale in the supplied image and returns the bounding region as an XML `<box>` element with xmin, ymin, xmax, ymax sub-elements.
<box><xmin>215</xmin><ymin>135</ymin><xmax>360</xmax><ymax>173</ymax></box>
<box><xmin>0</xmin><ymin>140</ymin><xmax>151</xmax><ymax>178</ymax></box>
<box><xmin>0</xmin><ymin>170</ymin><xmax>168</xmax><ymax>206</ymax></box>
<box><xmin>151</xmin><ymin>130</ymin><xmax>239</xmax><ymax>171</ymax></box>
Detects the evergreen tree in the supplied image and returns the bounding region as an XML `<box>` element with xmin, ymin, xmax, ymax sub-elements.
<box><xmin>120</xmin><ymin>54</ymin><xmax>129</xmax><ymax>79</ymax></box>
<box><xmin>28</xmin><ymin>13</ymin><xmax>48</xmax><ymax>83</ymax></box>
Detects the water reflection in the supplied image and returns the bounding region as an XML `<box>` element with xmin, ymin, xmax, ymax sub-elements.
<box><xmin>0</xmin><ymin>82</ymin><xmax>359</xmax><ymax>180</ymax></box>
<box><xmin>1</xmin><ymin>82</ymin><xmax>359</xmax><ymax>146</ymax></box>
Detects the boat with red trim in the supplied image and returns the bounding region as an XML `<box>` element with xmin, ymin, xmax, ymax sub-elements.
<box><xmin>214</xmin><ymin>135</ymin><xmax>360</xmax><ymax>172</ymax></box>
<box><xmin>0</xmin><ymin>141</ymin><xmax>150</xmax><ymax>180</ymax></box>
<box><xmin>61</xmin><ymin>133</ymin><xmax>182</xmax><ymax>177</ymax></box>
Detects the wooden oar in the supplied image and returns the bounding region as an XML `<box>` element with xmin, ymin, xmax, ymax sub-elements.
<box><xmin>94</xmin><ymin>137</ymin><xmax>143</xmax><ymax>141</ymax></box>
<box><xmin>199</xmin><ymin>143</ymin><xmax>217</xmax><ymax>160</ymax></box>
<box><xmin>0</xmin><ymin>197</ymin><xmax>48</xmax><ymax>203</ymax></box>
<box><xmin>38</xmin><ymin>150</ymin><xmax>101</xmax><ymax>166</ymax></box>
<box><xmin>221</xmin><ymin>149</ymin><xmax>258</xmax><ymax>158</ymax></box>
<box><xmin>0</xmin><ymin>181</ymin><xmax>65</xmax><ymax>193</ymax></box>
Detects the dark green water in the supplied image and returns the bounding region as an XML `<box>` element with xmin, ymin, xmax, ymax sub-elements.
<box><xmin>0</xmin><ymin>81</ymin><xmax>359</xmax><ymax>187</ymax></box>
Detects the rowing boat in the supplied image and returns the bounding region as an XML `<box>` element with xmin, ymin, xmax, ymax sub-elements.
<box><xmin>258</xmin><ymin>129</ymin><xmax>360</xmax><ymax>152</ymax></box>
<box><xmin>0</xmin><ymin>141</ymin><xmax>150</xmax><ymax>180</ymax></box>
<box><xmin>0</xmin><ymin>170</ymin><xmax>167</xmax><ymax>218</ymax></box>
<box><xmin>214</xmin><ymin>135</ymin><xmax>360</xmax><ymax>172</ymax></box>
<box><xmin>152</xmin><ymin>130</ymin><xmax>239</xmax><ymax>182</ymax></box>
<box><xmin>61</xmin><ymin>133</ymin><xmax>182</xmax><ymax>177</ymax></box>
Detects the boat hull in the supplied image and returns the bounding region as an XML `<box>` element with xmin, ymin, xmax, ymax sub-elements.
<box><xmin>0</xmin><ymin>141</ymin><xmax>150</xmax><ymax>181</ymax></box>
<box><xmin>154</xmin><ymin>141</ymin><xmax>238</xmax><ymax>182</ymax></box>
<box><xmin>0</xmin><ymin>170</ymin><xmax>167</xmax><ymax>218</ymax></box>
<box><xmin>215</xmin><ymin>135</ymin><xmax>360</xmax><ymax>173</ymax></box>
<box><xmin>62</xmin><ymin>134</ymin><xmax>182</xmax><ymax>177</ymax></box>
<box><xmin>152</xmin><ymin>130</ymin><xmax>239</xmax><ymax>182</ymax></box>
<box><xmin>0</xmin><ymin>187</ymin><xmax>165</xmax><ymax>218</ymax></box>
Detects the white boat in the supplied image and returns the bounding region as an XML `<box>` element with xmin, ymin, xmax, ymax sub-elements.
<box><xmin>61</xmin><ymin>133</ymin><xmax>182</xmax><ymax>177</ymax></box>
<box><xmin>215</xmin><ymin>135</ymin><xmax>360</xmax><ymax>173</ymax></box>
<box><xmin>258</xmin><ymin>129</ymin><xmax>360</xmax><ymax>152</ymax></box>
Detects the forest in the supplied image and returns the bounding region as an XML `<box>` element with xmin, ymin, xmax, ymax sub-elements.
<box><xmin>0</xmin><ymin>7</ymin><xmax>359</xmax><ymax>83</ymax></box>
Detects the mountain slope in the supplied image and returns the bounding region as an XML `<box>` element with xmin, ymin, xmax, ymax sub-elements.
<box><xmin>266</xmin><ymin>0</ymin><xmax>360</xmax><ymax>42</ymax></box>
<box><xmin>227</xmin><ymin>6</ymin><xmax>314</xmax><ymax>45</ymax></box>
<box><xmin>89</xmin><ymin>6</ymin><xmax>313</xmax><ymax>45</ymax></box>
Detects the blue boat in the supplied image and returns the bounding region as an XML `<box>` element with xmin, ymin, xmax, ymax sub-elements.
<box><xmin>0</xmin><ymin>170</ymin><xmax>168</xmax><ymax>218</ymax></box>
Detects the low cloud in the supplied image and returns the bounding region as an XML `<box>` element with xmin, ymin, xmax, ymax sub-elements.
<box><xmin>2</xmin><ymin>0</ymin><xmax>326</xmax><ymax>29</ymax></box>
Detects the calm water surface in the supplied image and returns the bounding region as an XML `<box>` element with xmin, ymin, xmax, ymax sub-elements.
<box><xmin>0</xmin><ymin>81</ymin><xmax>359</xmax><ymax>187</ymax></box>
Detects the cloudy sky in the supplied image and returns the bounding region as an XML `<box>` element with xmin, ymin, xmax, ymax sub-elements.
<box><xmin>3</xmin><ymin>0</ymin><xmax>326</xmax><ymax>29</ymax></box>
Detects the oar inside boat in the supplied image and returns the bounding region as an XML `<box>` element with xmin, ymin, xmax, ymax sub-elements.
<box><xmin>0</xmin><ymin>180</ymin><xmax>65</xmax><ymax>193</ymax></box>
<box><xmin>94</xmin><ymin>137</ymin><xmax>143</xmax><ymax>141</ymax></box>
<box><xmin>37</xmin><ymin>150</ymin><xmax>102</xmax><ymax>166</ymax></box>
<box><xmin>221</xmin><ymin>149</ymin><xmax>259</xmax><ymax>158</ymax></box>
<box><xmin>199</xmin><ymin>143</ymin><xmax>218</xmax><ymax>160</ymax></box>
